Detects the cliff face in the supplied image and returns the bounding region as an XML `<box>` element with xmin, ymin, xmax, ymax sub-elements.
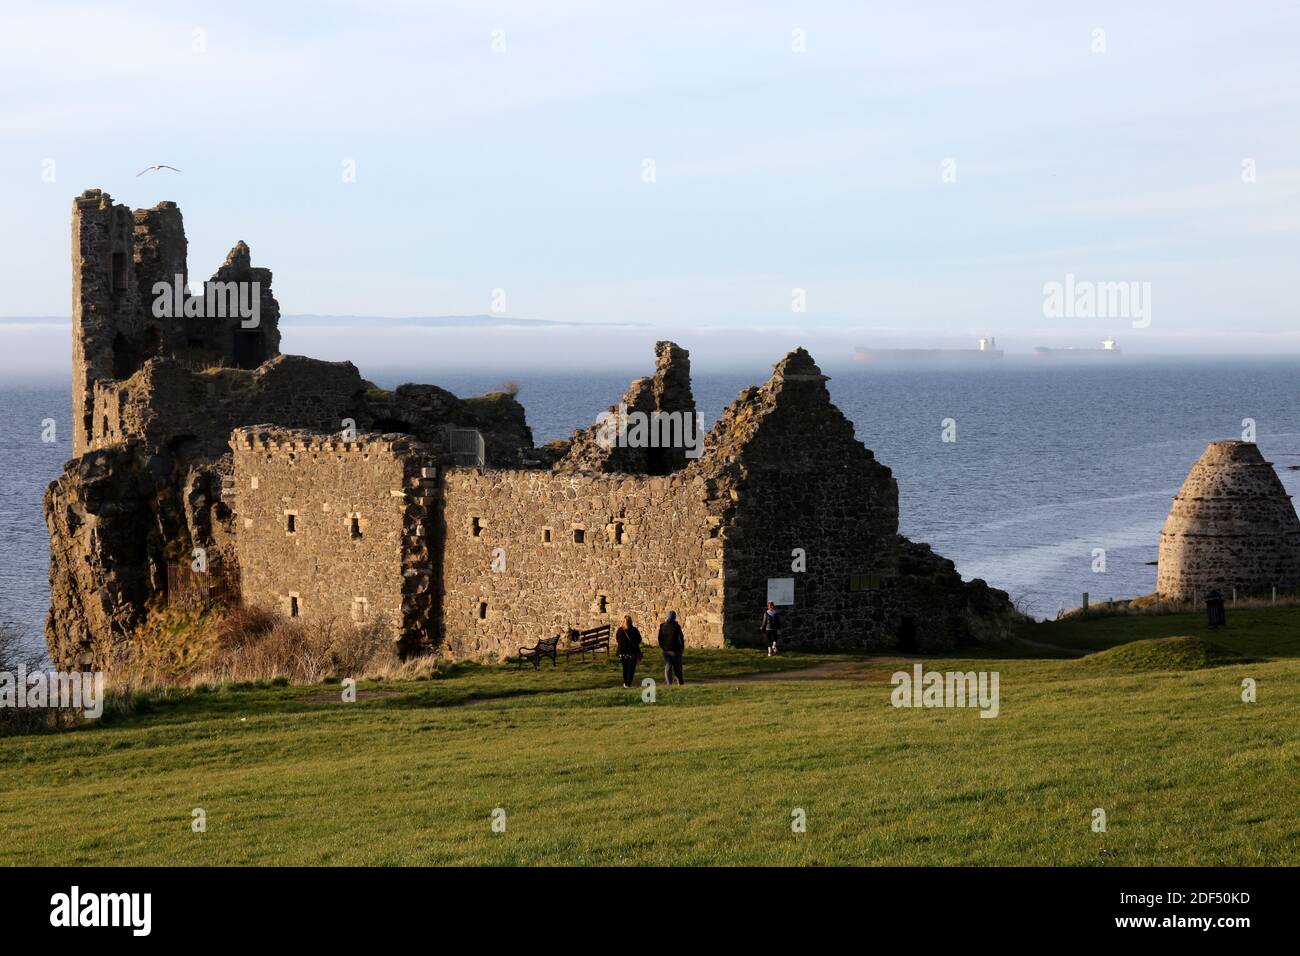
<box><xmin>45</xmin><ymin>442</ymin><xmax>171</xmax><ymax>669</ymax></box>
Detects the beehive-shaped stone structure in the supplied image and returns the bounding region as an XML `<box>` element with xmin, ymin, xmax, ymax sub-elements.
<box><xmin>1157</xmin><ymin>440</ymin><xmax>1300</xmax><ymax>600</ymax></box>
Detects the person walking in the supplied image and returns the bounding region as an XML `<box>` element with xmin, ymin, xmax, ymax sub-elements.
<box><xmin>615</xmin><ymin>614</ymin><xmax>643</xmax><ymax>688</ymax></box>
<box><xmin>657</xmin><ymin>610</ymin><xmax>685</xmax><ymax>685</ymax></box>
<box><xmin>1205</xmin><ymin>588</ymin><xmax>1227</xmax><ymax>629</ymax></box>
<box><xmin>760</xmin><ymin>600</ymin><xmax>781</xmax><ymax>655</ymax></box>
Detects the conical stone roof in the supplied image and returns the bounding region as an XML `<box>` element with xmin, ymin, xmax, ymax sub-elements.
<box><xmin>1157</xmin><ymin>440</ymin><xmax>1300</xmax><ymax>599</ymax></box>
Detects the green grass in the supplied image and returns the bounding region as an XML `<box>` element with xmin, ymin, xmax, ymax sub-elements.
<box><xmin>2</xmin><ymin>623</ymin><xmax>1298</xmax><ymax>866</ymax></box>
<box><xmin>1079</xmin><ymin>636</ymin><xmax>1257</xmax><ymax>673</ymax></box>
<box><xmin>1025</xmin><ymin>605</ymin><xmax>1300</xmax><ymax>658</ymax></box>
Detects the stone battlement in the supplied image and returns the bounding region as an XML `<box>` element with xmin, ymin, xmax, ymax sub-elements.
<box><xmin>231</xmin><ymin>425</ymin><xmax>427</xmax><ymax>458</ymax></box>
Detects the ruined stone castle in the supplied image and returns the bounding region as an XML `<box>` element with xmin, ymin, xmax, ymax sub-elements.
<box><xmin>45</xmin><ymin>189</ymin><xmax>1017</xmax><ymax>670</ymax></box>
<box><xmin>1157</xmin><ymin>440</ymin><xmax>1300</xmax><ymax>600</ymax></box>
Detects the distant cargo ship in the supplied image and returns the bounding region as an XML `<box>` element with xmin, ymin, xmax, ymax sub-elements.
<box><xmin>855</xmin><ymin>337</ymin><xmax>1004</xmax><ymax>361</ymax></box>
<box><xmin>1034</xmin><ymin>338</ymin><xmax>1121</xmax><ymax>357</ymax></box>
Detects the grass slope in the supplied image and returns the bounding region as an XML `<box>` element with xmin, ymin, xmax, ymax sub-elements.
<box><xmin>1026</xmin><ymin>606</ymin><xmax>1300</xmax><ymax>658</ymax></box>
<box><xmin>1079</xmin><ymin>636</ymin><xmax>1257</xmax><ymax>673</ymax></box>
<box><xmin>2</xmin><ymin>623</ymin><xmax>1298</xmax><ymax>866</ymax></box>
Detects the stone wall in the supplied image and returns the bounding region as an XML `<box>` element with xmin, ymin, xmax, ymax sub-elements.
<box><xmin>1157</xmin><ymin>440</ymin><xmax>1300</xmax><ymax>599</ymax></box>
<box><xmin>87</xmin><ymin>354</ymin><xmax>373</xmax><ymax>461</ymax></box>
<box><xmin>439</xmin><ymin>468</ymin><xmax>723</xmax><ymax>659</ymax></box>
<box><xmin>689</xmin><ymin>350</ymin><xmax>903</xmax><ymax>649</ymax></box>
<box><xmin>231</xmin><ymin>428</ymin><xmax>436</xmax><ymax>652</ymax></box>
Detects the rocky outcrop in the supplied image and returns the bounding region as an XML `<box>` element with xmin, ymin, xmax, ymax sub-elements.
<box><xmin>1157</xmin><ymin>440</ymin><xmax>1300</xmax><ymax>599</ymax></box>
<box><xmin>44</xmin><ymin>442</ymin><xmax>174</xmax><ymax>669</ymax></box>
<box><xmin>366</xmin><ymin>383</ymin><xmax>534</xmax><ymax>467</ymax></box>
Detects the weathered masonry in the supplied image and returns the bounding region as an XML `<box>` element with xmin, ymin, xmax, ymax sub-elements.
<box><xmin>230</xmin><ymin>428</ymin><xmax>436</xmax><ymax>649</ymax></box>
<box><xmin>46</xmin><ymin>189</ymin><xmax>1021</xmax><ymax>669</ymax></box>
<box><xmin>439</xmin><ymin>468</ymin><xmax>723</xmax><ymax>659</ymax></box>
<box><xmin>227</xmin><ymin>349</ymin><xmax>1019</xmax><ymax>659</ymax></box>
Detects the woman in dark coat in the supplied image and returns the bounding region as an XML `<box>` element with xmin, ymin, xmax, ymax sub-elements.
<box><xmin>760</xmin><ymin>601</ymin><xmax>781</xmax><ymax>655</ymax></box>
<box><xmin>615</xmin><ymin>614</ymin><xmax>643</xmax><ymax>688</ymax></box>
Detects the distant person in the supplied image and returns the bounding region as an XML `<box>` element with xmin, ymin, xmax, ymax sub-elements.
<box><xmin>615</xmin><ymin>614</ymin><xmax>643</xmax><ymax>688</ymax></box>
<box><xmin>1205</xmin><ymin>588</ymin><xmax>1227</xmax><ymax>629</ymax></box>
<box><xmin>657</xmin><ymin>610</ymin><xmax>685</xmax><ymax>685</ymax></box>
<box><xmin>760</xmin><ymin>600</ymin><xmax>781</xmax><ymax>655</ymax></box>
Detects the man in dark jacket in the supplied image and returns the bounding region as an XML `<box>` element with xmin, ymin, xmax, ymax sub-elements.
<box><xmin>657</xmin><ymin>610</ymin><xmax>685</xmax><ymax>685</ymax></box>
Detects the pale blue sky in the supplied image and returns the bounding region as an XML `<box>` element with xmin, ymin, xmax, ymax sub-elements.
<box><xmin>3</xmin><ymin>0</ymin><xmax>1299</xmax><ymax>354</ymax></box>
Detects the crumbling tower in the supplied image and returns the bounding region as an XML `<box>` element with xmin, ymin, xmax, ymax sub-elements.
<box><xmin>556</xmin><ymin>340</ymin><xmax>698</xmax><ymax>474</ymax></box>
<box><xmin>69</xmin><ymin>188</ymin><xmax>281</xmax><ymax>455</ymax></box>
<box><xmin>1157</xmin><ymin>440</ymin><xmax>1300</xmax><ymax>600</ymax></box>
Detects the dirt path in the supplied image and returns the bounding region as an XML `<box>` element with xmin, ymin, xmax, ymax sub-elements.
<box><xmin>313</xmin><ymin>644</ymin><xmax>1089</xmax><ymax>709</ymax></box>
<box><xmin>695</xmin><ymin>660</ymin><xmax>896</xmax><ymax>684</ymax></box>
<box><xmin>1015</xmin><ymin>638</ymin><xmax>1091</xmax><ymax>658</ymax></box>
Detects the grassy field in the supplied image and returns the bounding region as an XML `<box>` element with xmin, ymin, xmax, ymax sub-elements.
<box><xmin>2</xmin><ymin>609</ymin><xmax>1298</xmax><ymax>866</ymax></box>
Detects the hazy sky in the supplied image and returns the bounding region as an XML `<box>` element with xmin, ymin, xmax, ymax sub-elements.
<box><xmin>3</xmin><ymin>0</ymin><xmax>1299</xmax><ymax>353</ymax></box>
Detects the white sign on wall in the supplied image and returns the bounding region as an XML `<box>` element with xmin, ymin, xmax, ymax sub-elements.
<box><xmin>767</xmin><ymin>577</ymin><xmax>795</xmax><ymax>606</ymax></box>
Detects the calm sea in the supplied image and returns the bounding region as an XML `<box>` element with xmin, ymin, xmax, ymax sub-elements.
<box><xmin>4</xmin><ymin>358</ymin><xmax>1299</xmax><ymax>654</ymax></box>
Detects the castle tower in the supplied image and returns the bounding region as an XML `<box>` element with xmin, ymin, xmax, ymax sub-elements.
<box><xmin>70</xmin><ymin>189</ymin><xmax>188</xmax><ymax>455</ymax></box>
<box><xmin>71</xmin><ymin>190</ymin><xmax>139</xmax><ymax>454</ymax></box>
<box><xmin>69</xmin><ymin>189</ymin><xmax>281</xmax><ymax>455</ymax></box>
<box><xmin>1157</xmin><ymin>440</ymin><xmax>1300</xmax><ymax>600</ymax></box>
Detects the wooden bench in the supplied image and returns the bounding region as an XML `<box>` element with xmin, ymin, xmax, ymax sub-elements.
<box><xmin>515</xmin><ymin>635</ymin><xmax>560</xmax><ymax>670</ymax></box>
<box><xmin>562</xmin><ymin>624</ymin><xmax>612</xmax><ymax>662</ymax></box>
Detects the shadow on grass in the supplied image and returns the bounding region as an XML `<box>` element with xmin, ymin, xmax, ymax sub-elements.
<box><xmin>1028</xmin><ymin>606</ymin><xmax>1300</xmax><ymax>659</ymax></box>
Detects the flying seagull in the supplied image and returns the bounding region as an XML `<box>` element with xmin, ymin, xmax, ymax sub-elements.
<box><xmin>136</xmin><ymin>165</ymin><xmax>182</xmax><ymax>176</ymax></box>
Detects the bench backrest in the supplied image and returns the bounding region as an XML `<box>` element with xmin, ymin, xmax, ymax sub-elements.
<box><xmin>579</xmin><ymin>624</ymin><xmax>611</xmax><ymax>640</ymax></box>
